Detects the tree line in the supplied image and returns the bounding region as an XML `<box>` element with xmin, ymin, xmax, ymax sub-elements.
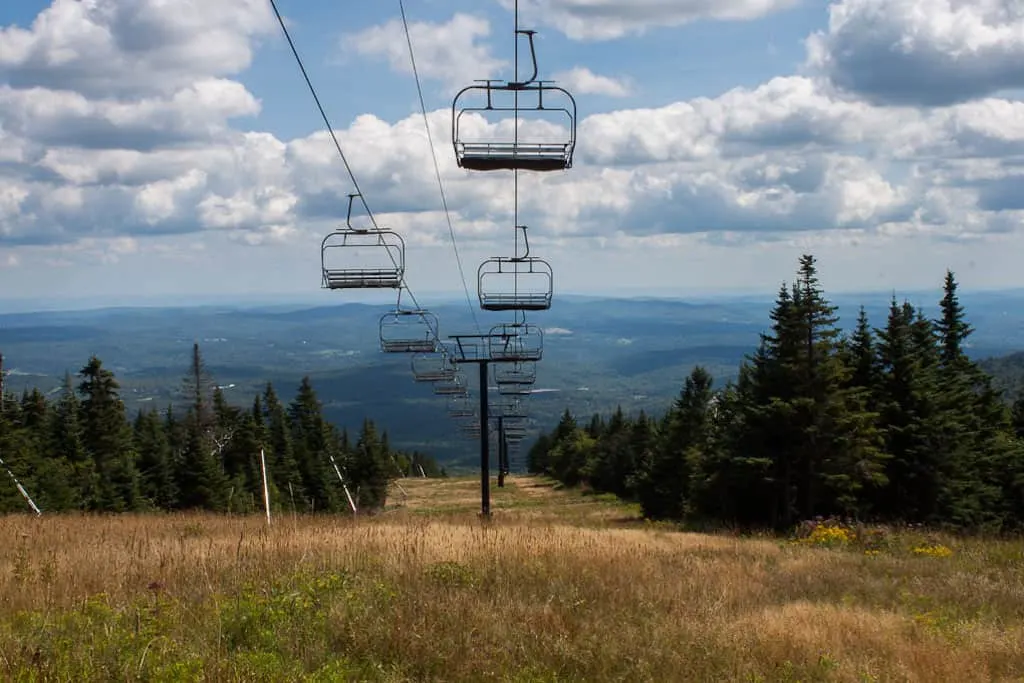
<box><xmin>0</xmin><ymin>344</ymin><xmax>442</xmax><ymax>514</ymax></box>
<box><xmin>529</xmin><ymin>255</ymin><xmax>1024</xmax><ymax>531</ymax></box>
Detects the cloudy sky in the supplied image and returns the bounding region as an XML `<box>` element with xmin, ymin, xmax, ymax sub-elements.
<box><xmin>2</xmin><ymin>0</ymin><xmax>1024</xmax><ymax>310</ymax></box>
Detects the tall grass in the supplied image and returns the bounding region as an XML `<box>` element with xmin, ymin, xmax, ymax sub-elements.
<box><xmin>0</xmin><ymin>476</ymin><xmax>1022</xmax><ymax>681</ymax></box>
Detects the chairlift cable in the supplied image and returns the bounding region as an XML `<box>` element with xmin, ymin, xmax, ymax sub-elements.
<box><xmin>513</xmin><ymin>0</ymin><xmax>520</xmax><ymax>303</ymax></box>
<box><xmin>398</xmin><ymin>0</ymin><xmax>482</xmax><ymax>336</ymax></box>
<box><xmin>267</xmin><ymin>0</ymin><xmax>434</xmax><ymax>335</ymax></box>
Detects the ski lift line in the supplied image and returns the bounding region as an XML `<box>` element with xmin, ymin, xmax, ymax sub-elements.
<box><xmin>397</xmin><ymin>0</ymin><xmax>481</xmax><ymax>336</ymax></box>
<box><xmin>267</xmin><ymin>0</ymin><xmax>432</xmax><ymax>327</ymax></box>
<box><xmin>513</xmin><ymin>0</ymin><xmax>521</xmax><ymax>305</ymax></box>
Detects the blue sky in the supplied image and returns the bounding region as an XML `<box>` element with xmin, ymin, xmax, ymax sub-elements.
<box><xmin>2</xmin><ymin>0</ymin><xmax>1024</xmax><ymax>311</ymax></box>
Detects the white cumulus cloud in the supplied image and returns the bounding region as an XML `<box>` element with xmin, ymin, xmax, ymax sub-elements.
<box><xmin>552</xmin><ymin>67</ymin><xmax>630</xmax><ymax>97</ymax></box>
<box><xmin>509</xmin><ymin>0</ymin><xmax>802</xmax><ymax>40</ymax></box>
<box><xmin>807</xmin><ymin>0</ymin><xmax>1024</xmax><ymax>106</ymax></box>
<box><xmin>344</xmin><ymin>13</ymin><xmax>506</xmax><ymax>90</ymax></box>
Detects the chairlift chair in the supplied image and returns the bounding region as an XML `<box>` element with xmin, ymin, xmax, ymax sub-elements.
<box><xmin>505</xmin><ymin>424</ymin><xmax>527</xmax><ymax>438</ymax></box>
<box><xmin>321</xmin><ymin>194</ymin><xmax>405</xmax><ymax>290</ymax></box>
<box><xmin>452</xmin><ymin>31</ymin><xmax>577</xmax><ymax>172</ymax></box>
<box><xmin>477</xmin><ymin>226</ymin><xmax>553</xmax><ymax>311</ymax></box>
<box><xmin>448</xmin><ymin>395</ymin><xmax>476</xmax><ymax>419</ymax></box>
<box><xmin>433</xmin><ymin>372</ymin><xmax>469</xmax><ymax>397</ymax></box>
<box><xmin>379</xmin><ymin>308</ymin><xmax>439</xmax><ymax>354</ymax></box>
<box><xmin>489</xmin><ymin>322</ymin><xmax>544</xmax><ymax>362</ymax></box>
<box><xmin>411</xmin><ymin>346</ymin><xmax>458</xmax><ymax>383</ymax></box>
<box><xmin>498</xmin><ymin>383</ymin><xmax>533</xmax><ymax>397</ymax></box>
<box><xmin>494</xmin><ymin>360</ymin><xmax>537</xmax><ymax>386</ymax></box>
<box><xmin>496</xmin><ymin>399</ymin><xmax>528</xmax><ymax>419</ymax></box>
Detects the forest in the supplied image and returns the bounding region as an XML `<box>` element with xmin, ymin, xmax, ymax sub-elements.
<box><xmin>0</xmin><ymin>344</ymin><xmax>442</xmax><ymax>514</ymax></box>
<box><xmin>529</xmin><ymin>255</ymin><xmax>1024</xmax><ymax>531</ymax></box>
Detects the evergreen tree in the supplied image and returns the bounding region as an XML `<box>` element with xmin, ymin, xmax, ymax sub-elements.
<box><xmin>134</xmin><ymin>409</ymin><xmax>178</xmax><ymax>509</ymax></box>
<box><xmin>48</xmin><ymin>372</ymin><xmax>90</xmax><ymax>509</ymax></box>
<box><xmin>287</xmin><ymin>377</ymin><xmax>339</xmax><ymax>512</ymax></box>
<box><xmin>175</xmin><ymin>407</ymin><xmax>229</xmax><ymax>510</ymax></box>
<box><xmin>635</xmin><ymin>367</ymin><xmax>714</xmax><ymax>520</ymax></box>
<box><xmin>77</xmin><ymin>357</ymin><xmax>140</xmax><ymax>511</ymax></box>
<box><xmin>351</xmin><ymin>419</ymin><xmax>390</xmax><ymax>511</ymax></box>
<box><xmin>262</xmin><ymin>383</ymin><xmax>304</xmax><ymax>510</ymax></box>
<box><xmin>181</xmin><ymin>342</ymin><xmax>215</xmax><ymax>427</ymax></box>
<box><xmin>873</xmin><ymin>299</ymin><xmax>943</xmax><ymax>521</ymax></box>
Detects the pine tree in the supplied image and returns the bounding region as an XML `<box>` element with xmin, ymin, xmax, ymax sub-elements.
<box><xmin>846</xmin><ymin>307</ymin><xmax>879</xmax><ymax>398</ymax></box>
<box><xmin>260</xmin><ymin>383</ymin><xmax>304</xmax><ymax>510</ymax></box>
<box><xmin>635</xmin><ymin>366</ymin><xmax>714</xmax><ymax>520</ymax></box>
<box><xmin>134</xmin><ymin>409</ymin><xmax>178</xmax><ymax>509</ymax></box>
<box><xmin>181</xmin><ymin>342</ymin><xmax>215</xmax><ymax>427</ymax></box>
<box><xmin>932</xmin><ymin>272</ymin><xmax>1010</xmax><ymax>527</ymax></box>
<box><xmin>77</xmin><ymin>357</ymin><xmax>141</xmax><ymax>511</ymax></box>
<box><xmin>936</xmin><ymin>270</ymin><xmax>972</xmax><ymax>368</ymax></box>
<box><xmin>287</xmin><ymin>377</ymin><xmax>339</xmax><ymax>512</ymax></box>
<box><xmin>175</xmin><ymin>407</ymin><xmax>229</xmax><ymax>510</ymax></box>
<box><xmin>874</xmin><ymin>299</ymin><xmax>943</xmax><ymax>521</ymax></box>
<box><xmin>48</xmin><ymin>372</ymin><xmax>90</xmax><ymax>509</ymax></box>
<box><xmin>351</xmin><ymin>419</ymin><xmax>390</xmax><ymax>511</ymax></box>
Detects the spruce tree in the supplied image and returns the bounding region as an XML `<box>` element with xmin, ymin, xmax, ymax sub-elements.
<box><xmin>874</xmin><ymin>299</ymin><xmax>943</xmax><ymax>521</ymax></box>
<box><xmin>351</xmin><ymin>419</ymin><xmax>390</xmax><ymax>511</ymax></box>
<box><xmin>134</xmin><ymin>409</ymin><xmax>178</xmax><ymax>509</ymax></box>
<box><xmin>287</xmin><ymin>377</ymin><xmax>339</xmax><ymax>512</ymax></box>
<box><xmin>48</xmin><ymin>372</ymin><xmax>90</xmax><ymax>509</ymax></box>
<box><xmin>636</xmin><ymin>366</ymin><xmax>714</xmax><ymax>520</ymax></box>
<box><xmin>77</xmin><ymin>357</ymin><xmax>141</xmax><ymax>511</ymax></box>
<box><xmin>175</xmin><ymin>407</ymin><xmax>229</xmax><ymax>511</ymax></box>
<box><xmin>262</xmin><ymin>383</ymin><xmax>304</xmax><ymax>510</ymax></box>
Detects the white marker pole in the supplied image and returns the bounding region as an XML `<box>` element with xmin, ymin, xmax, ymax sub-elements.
<box><xmin>259</xmin><ymin>448</ymin><xmax>271</xmax><ymax>526</ymax></box>
<box><xmin>328</xmin><ymin>453</ymin><xmax>358</xmax><ymax>516</ymax></box>
<box><xmin>0</xmin><ymin>454</ymin><xmax>41</xmax><ymax>516</ymax></box>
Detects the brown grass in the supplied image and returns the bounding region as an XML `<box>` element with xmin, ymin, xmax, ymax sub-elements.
<box><xmin>0</xmin><ymin>475</ymin><xmax>1022</xmax><ymax>681</ymax></box>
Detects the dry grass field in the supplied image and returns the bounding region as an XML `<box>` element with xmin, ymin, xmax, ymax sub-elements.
<box><xmin>1</xmin><ymin>475</ymin><xmax>1023</xmax><ymax>681</ymax></box>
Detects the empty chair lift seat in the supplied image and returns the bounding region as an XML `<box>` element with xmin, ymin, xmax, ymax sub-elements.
<box><xmin>321</xmin><ymin>229</ymin><xmax>406</xmax><ymax>291</ymax></box>
<box><xmin>477</xmin><ymin>249</ymin><xmax>553</xmax><ymax>312</ymax></box>
<box><xmin>379</xmin><ymin>310</ymin><xmax>439</xmax><ymax>354</ymax></box>
<box><xmin>458</xmin><ymin>142</ymin><xmax>572</xmax><ymax>172</ymax></box>
<box><xmin>452</xmin><ymin>81</ymin><xmax>577</xmax><ymax>173</ymax></box>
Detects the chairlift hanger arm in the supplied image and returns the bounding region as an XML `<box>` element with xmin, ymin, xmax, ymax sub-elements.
<box><xmin>519</xmin><ymin>225</ymin><xmax>531</xmax><ymax>259</ymax></box>
<box><xmin>346</xmin><ymin>193</ymin><xmax>361</xmax><ymax>232</ymax></box>
<box><xmin>509</xmin><ymin>29</ymin><xmax>538</xmax><ymax>88</ymax></box>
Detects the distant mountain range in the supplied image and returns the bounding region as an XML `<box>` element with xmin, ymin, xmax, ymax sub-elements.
<box><xmin>4</xmin><ymin>289</ymin><xmax>1024</xmax><ymax>468</ymax></box>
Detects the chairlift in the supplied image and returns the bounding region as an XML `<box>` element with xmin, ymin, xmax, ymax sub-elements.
<box><xmin>499</xmin><ymin>382</ymin><xmax>533</xmax><ymax>397</ymax></box>
<box><xmin>496</xmin><ymin>399</ymin><xmax>528</xmax><ymax>419</ymax></box>
<box><xmin>448</xmin><ymin>395</ymin><xmax>476</xmax><ymax>419</ymax></box>
<box><xmin>478</xmin><ymin>226</ymin><xmax>553</xmax><ymax>311</ymax></box>
<box><xmin>452</xmin><ymin>31</ymin><xmax>576</xmax><ymax>172</ymax></box>
<box><xmin>489</xmin><ymin>321</ymin><xmax>543</xmax><ymax>362</ymax></box>
<box><xmin>491</xmin><ymin>399</ymin><xmax>525</xmax><ymax>419</ymax></box>
<box><xmin>321</xmin><ymin>194</ymin><xmax>405</xmax><ymax>289</ymax></box>
<box><xmin>411</xmin><ymin>345</ymin><xmax>457</xmax><ymax>382</ymax></box>
<box><xmin>379</xmin><ymin>303</ymin><xmax>439</xmax><ymax>354</ymax></box>
<box><xmin>434</xmin><ymin>372</ymin><xmax>469</xmax><ymax>396</ymax></box>
<box><xmin>505</xmin><ymin>424</ymin><xmax>527</xmax><ymax>438</ymax></box>
<box><xmin>494</xmin><ymin>360</ymin><xmax>537</xmax><ymax>386</ymax></box>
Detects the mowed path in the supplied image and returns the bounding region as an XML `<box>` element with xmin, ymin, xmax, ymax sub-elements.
<box><xmin>388</xmin><ymin>473</ymin><xmax>643</xmax><ymax>527</ymax></box>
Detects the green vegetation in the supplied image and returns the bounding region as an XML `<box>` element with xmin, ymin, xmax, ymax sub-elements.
<box><xmin>0</xmin><ymin>343</ymin><xmax>442</xmax><ymax>514</ymax></box>
<box><xmin>531</xmin><ymin>255</ymin><xmax>1024</xmax><ymax>531</ymax></box>
<box><xmin>0</xmin><ymin>477</ymin><xmax>1022</xmax><ymax>681</ymax></box>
